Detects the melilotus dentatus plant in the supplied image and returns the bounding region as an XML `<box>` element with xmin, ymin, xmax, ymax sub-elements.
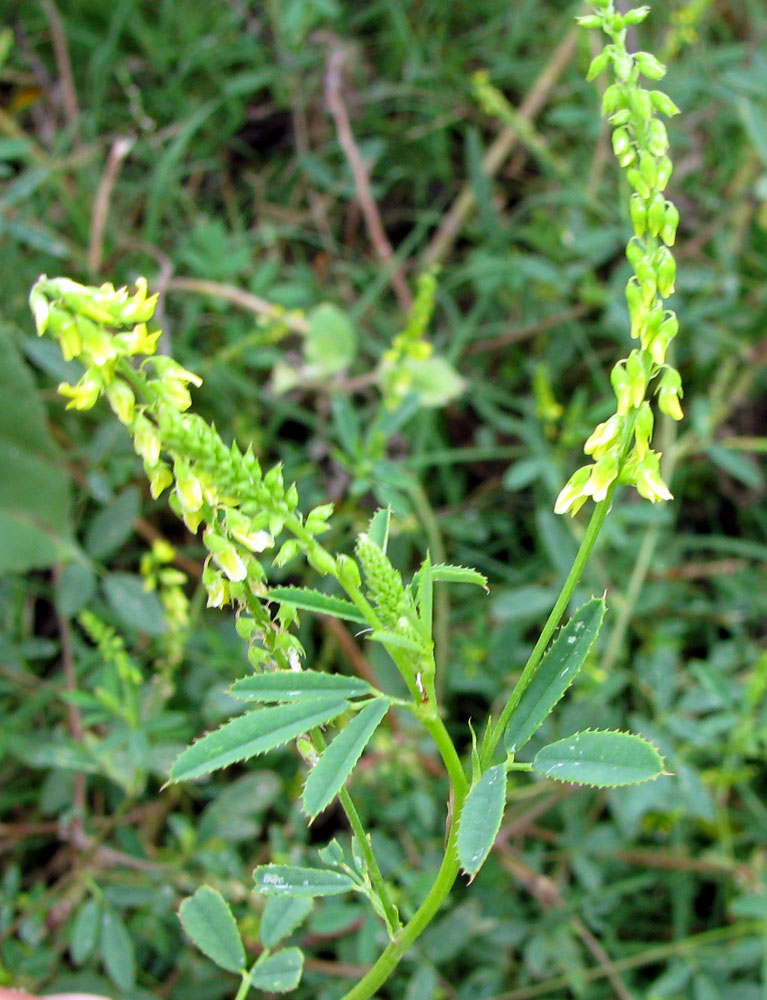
<box><xmin>30</xmin><ymin>3</ymin><xmax>682</xmax><ymax>997</ymax></box>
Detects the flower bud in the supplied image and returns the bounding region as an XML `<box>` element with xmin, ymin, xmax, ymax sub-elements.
<box><xmin>639</xmin><ymin>150</ymin><xmax>657</xmax><ymax>189</ymax></box>
<box><xmin>587</xmin><ymin>50</ymin><xmax>611</xmax><ymax>81</ymax></box>
<box><xmin>58</xmin><ymin>376</ymin><xmax>101</xmax><ymax>410</ymax></box>
<box><xmin>625</xmin><ymin>277</ymin><xmax>645</xmax><ymax>338</ymax></box>
<box><xmin>106</xmin><ymin>380</ymin><xmax>135</xmax><ymax>424</ymax></box>
<box><xmin>554</xmin><ymin>465</ymin><xmax>592</xmax><ymax>516</ymax></box>
<box><xmin>274</xmin><ymin>539</ymin><xmax>300</xmax><ymax>567</ymax></box>
<box><xmin>654</xmin><ymin>246</ymin><xmax>676</xmax><ymax>297</ymax></box>
<box><xmin>629</xmin><ymin>194</ymin><xmax>647</xmax><ymax>238</ymax></box>
<box><xmin>611</xmin><ymin>127</ymin><xmax>632</xmax><ymax>163</ymax></box>
<box><xmin>307</xmin><ymin>545</ymin><xmax>337</xmax><ymax>577</ymax></box>
<box><xmin>626</xmin><ymin>167</ymin><xmax>651</xmax><ymax>199</ymax></box>
<box><xmin>635</xmin><ymin>260</ymin><xmax>657</xmax><ymax>304</ymax></box>
<box><xmin>205</xmin><ymin>530</ymin><xmax>249</xmax><ymax>582</ymax></box>
<box><xmin>624</xmin><ymin>5</ymin><xmax>651</xmax><ymax>24</ymax></box>
<box><xmin>647</xmin><ymin>191</ymin><xmax>666</xmax><ymax>236</ymax></box>
<box><xmin>661</xmin><ymin>202</ymin><xmax>679</xmax><ymax>246</ymax></box>
<box><xmin>657</xmin><ymin>367</ymin><xmax>684</xmax><ymax>421</ymax></box>
<box><xmin>647</xmin><ymin>119</ymin><xmax>669</xmax><ymax>157</ymax></box>
<box><xmin>634</xmin><ymin>401</ymin><xmax>654</xmax><ymax>458</ymax></box>
<box><xmin>611</xmin><ymin>361</ymin><xmax>632</xmax><ymax>415</ymax></box>
<box><xmin>29</xmin><ymin>285</ymin><xmax>50</xmax><ymax>336</ymax></box>
<box><xmin>630</xmin><ymin>88</ymin><xmax>653</xmax><ymax>122</ymax></box>
<box><xmin>655</xmin><ymin>156</ymin><xmax>673</xmax><ymax>189</ymax></box>
<box><xmin>146</xmin><ymin>461</ymin><xmax>173</xmax><ymax>499</ymax></box>
<box><xmin>133</xmin><ymin>413</ymin><xmax>162</xmax><ymax>466</ymax></box>
<box><xmin>625</xmin><ymin>237</ymin><xmax>645</xmax><ymax>269</ymax></box>
<box><xmin>634</xmin><ymin>51</ymin><xmax>666</xmax><ymax>80</ymax></box>
<box><xmin>635</xmin><ymin>450</ymin><xmax>673</xmax><ymax>502</ymax></box>
<box><xmin>336</xmin><ymin>553</ymin><xmax>362</xmax><ymax>590</ymax></box>
<box><xmin>601</xmin><ymin>84</ymin><xmax>623</xmax><ymax>116</ymax></box>
<box><xmin>626</xmin><ymin>350</ymin><xmax>648</xmax><ymax>408</ymax></box>
<box><xmin>584</xmin><ymin>414</ymin><xmax>622</xmax><ymax>458</ymax></box>
<box><xmin>174</xmin><ymin>462</ymin><xmax>204</xmax><ymax>513</ymax></box>
<box><xmin>586</xmin><ymin>448</ymin><xmax>620</xmax><ymax>502</ymax></box>
<box><xmin>649</xmin><ymin>90</ymin><xmax>680</xmax><ymax>116</ymax></box>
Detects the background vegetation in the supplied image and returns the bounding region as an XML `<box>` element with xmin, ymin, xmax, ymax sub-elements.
<box><xmin>1</xmin><ymin>1</ymin><xmax>766</xmax><ymax>998</ymax></box>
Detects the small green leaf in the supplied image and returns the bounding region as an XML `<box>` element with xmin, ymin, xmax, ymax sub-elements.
<box><xmin>368</xmin><ymin>630</ymin><xmax>423</xmax><ymax>652</ymax></box>
<box><xmin>267</xmin><ymin>586</ymin><xmax>367</xmax><ymax>624</ymax></box>
<box><xmin>179</xmin><ymin>886</ymin><xmax>246</xmax><ymax>973</ymax></box>
<box><xmin>55</xmin><ymin>561</ymin><xmax>96</xmax><ymax>619</ymax></box>
<box><xmin>367</xmin><ymin>507</ymin><xmax>391</xmax><ymax>552</ymax></box>
<box><xmin>70</xmin><ymin>897</ymin><xmax>101</xmax><ymax>965</ymax></box>
<box><xmin>399</xmin><ymin>356</ymin><xmax>465</xmax><ymax>406</ymax></box>
<box><xmin>429</xmin><ymin>564</ymin><xmax>489</xmax><ymax>591</ymax></box>
<box><xmin>100</xmin><ymin>907</ymin><xmax>135</xmax><ymax>992</ymax></box>
<box><xmin>505</xmin><ymin>597</ymin><xmax>606</xmax><ymax>753</ymax></box>
<box><xmin>305</xmin><ymin>303</ymin><xmax>356</xmax><ymax>375</ymax></box>
<box><xmin>103</xmin><ymin>572</ymin><xmax>167</xmax><ymax>636</ymax></box>
<box><xmin>259</xmin><ymin>897</ymin><xmax>313</xmax><ymax>949</ymax></box>
<box><xmin>170</xmin><ymin>697</ymin><xmax>350</xmax><ymax>782</ymax></box>
<box><xmin>254</xmin><ymin>865</ymin><xmax>355</xmax><ymax>897</ymax></box>
<box><xmin>303</xmin><ymin>699</ymin><xmax>390</xmax><ymax>819</ymax></box>
<box><xmin>532</xmin><ymin>730</ymin><xmax>665</xmax><ymax>787</ymax></box>
<box><xmin>251</xmin><ymin>947</ymin><xmax>304</xmax><ymax>992</ymax></box>
<box><xmin>457</xmin><ymin>764</ymin><xmax>507</xmax><ymax>879</ymax></box>
<box><xmin>230</xmin><ymin>670</ymin><xmax>375</xmax><ymax>703</ymax></box>
<box><xmin>85</xmin><ymin>486</ymin><xmax>140</xmax><ymax>558</ymax></box>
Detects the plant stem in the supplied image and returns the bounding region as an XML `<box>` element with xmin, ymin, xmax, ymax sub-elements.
<box><xmin>337</xmin><ymin>788</ymin><xmax>466</xmax><ymax>1000</ymax></box>
<box><xmin>483</xmin><ymin>494</ymin><xmax>613</xmax><ymax>766</ymax></box>
<box><xmin>234</xmin><ymin>971</ymin><xmax>251</xmax><ymax>1000</ymax></box>
<box><xmin>338</xmin><ymin>785</ymin><xmax>402</xmax><ymax>934</ymax></box>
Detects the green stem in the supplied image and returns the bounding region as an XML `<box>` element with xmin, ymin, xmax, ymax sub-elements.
<box><xmin>483</xmin><ymin>494</ymin><xmax>613</xmax><ymax>766</ymax></box>
<box><xmin>233</xmin><ymin>971</ymin><xmax>251</xmax><ymax>1000</ymax></box>
<box><xmin>338</xmin><ymin>787</ymin><xmax>466</xmax><ymax>1000</ymax></box>
<box><xmin>338</xmin><ymin>785</ymin><xmax>402</xmax><ymax>935</ymax></box>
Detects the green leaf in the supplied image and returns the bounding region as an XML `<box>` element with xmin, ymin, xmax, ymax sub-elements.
<box><xmin>170</xmin><ymin>697</ymin><xmax>350</xmax><ymax>782</ymax></box>
<box><xmin>504</xmin><ymin>597</ymin><xmax>606</xmax><ymax>753</ymax></box>
<box><xmin>267</xmin><ymin>586</ymin><xmax>367</xmax><ymax>624</ymax></box>
<box><xmin>429</xmin><ymin>564</ymin><xmax>489</xmax><ymax>591</ymax></box>
<box><xmin>103</xmin><ymin>572</ymin><xmax>167</xmax><ymax>636</ymax></box>
<box><xmin>303</xmin><ymin>699</ymin><xmax>390</xmax><ymax>819</ymax></box>
<box><xmin>367</xmin><ymin>507</ymin><xmax>391</xmax><ymax>552</ymax></box>
<box><xmin>70</xmin><ymin>897</ymin><xmax>101</xmax><ymax>965</ymax></box>
<box><xmin>368</xmin><ymin>629</ymin><xmax>423</xmax><ymax>652</ymax></box>
<box><xmin>457</xmin><ymin>764</ymin><xmax>507</xmax><ymax>879</ymax></box>
<box><xmin>259</xmin><ymin>896</ymin><xmax>313</xmax><ymax>949</ymax></box>
<box><xmin>85</xmin><ymin>486</ymin><xmax>140</xmax><ymax>558</ymax></box>
<box><xmin>55</xmin><ymin>561</ymin><xmax>96</xmax><ymax>618</ymax></box>
<box><xmin>0</xmin><ymin>326</ymin><xmax>75</xmax><ymax>573</ymax></box>
<box><xmin>254</xmin><ymin>865</ymin><xmax>355</xmax><ymax>897</ymax></box>
<box><xmin>532</xmin><ymin>730</ymin><xmax>665</xmax><ymax>787</ymax></box>
<box><xmin>178</xmin><ymin>886</ymin><xmax>246</xmax><ymax>973</ymax></box>
<box><xmin>305</xmin><ymin>303</ymin><xmax>356</xmax><ymax>375</ymax></box>
<box><xmin>398</xmin><ymin>356</ymin><xmax>465</xmax><ymax>407</ymax></box>
<box><xmin>230</xmin><ymin>670</ymin><xmax>375</xmax><ymax>703</ymax></box>
<box><xmin>100</xmin><ymin>907</ymin><xmax>135</xmax><ymax>992</ymax></box>
<box><xmin>251</xmin><ymin>947</ymin><xmax>304</xmax><ymax>992</ymax></box>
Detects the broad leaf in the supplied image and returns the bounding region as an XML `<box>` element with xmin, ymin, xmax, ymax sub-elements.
<box><xmin>100</xmin><ymin>907</ymin><xmax>135</xmax><ymax>992</ymax></box>
<box><xmin>457</xmin><ymin>764</ymin><xmax>506</xmax><ymax>879</ymax></box>
<box><xmin>505</xmin><ymin>597</ymin><xmax>606</xmax><ymax>753</ymax></box>
<box><xmin>251</xmin><ymin>947</ymin><xmax>304</xmax><ymax>992</ymax></box>
<box><xmin>0</xmin><ymin>326</ymin><xmax>75</xmax><ymax>573</ymax></box>
<box><xmin>303</xmin><ymin>699</ymin><xmax>390</xmax><ymax>819</ymax></box>
<box><xmin>230</xmin><ymin>670</ymin><xmax>375</xmax><ymax>704</ymax></box>
<box><xmin>179</xmin><ymin>886</ymin><xmax>245</xmax><ymax>974</ymax></box>
<box><xmin>254</xmin><ymin>865</ymin><xmax>355</xmax><ymax>897</ymax></box>
<box><xmin>429</xmin><ymin>564</ymin><xmax>489</xmax><ymax>591</ymax></box>
<box><xmin>259</xmin><ymin>897</ymin><xmax>313</xmax><ymax>949</ymax></box>
<box><xmin>70</xmin><ymin>897</ymin><xmax>101</xmax><ymax>965</ymax></box>
<box><xmin>532</xmin><ymin>730</ymin><xmax>664</xmax><ymax>787</ymax></box>
<box><xmin>267</xmin><ymin>586</ymin><xmax>367</xmax><ymax>624</ymax></box>
<box><xmin>170</xmin><ymin>697</ymin><xmax>350</xmax><ymax>782</ymax></box>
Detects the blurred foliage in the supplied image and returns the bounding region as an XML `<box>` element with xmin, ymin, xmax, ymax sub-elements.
<box><xmin>0</xmin><ymin>0</ymin><xmax>765</xmax><ymax>998</ymax></box>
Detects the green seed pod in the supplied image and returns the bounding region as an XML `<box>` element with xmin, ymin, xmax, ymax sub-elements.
<box><xmin>639</xmin><ymin>150</ymin><xmax>658</xmax><ymax>189</ymax></box>
<box><xmin>647</xmin><ymin>191</ymin><xmax>666</xmax><ymax>236</ymax></box>
<box><xmin>647</xmin><ymin>119</ymin><xmax>669</xmax><ymax>156</ymax></box>
<box><xmin>655</xmin><ymin>156</ymin><xmax>673</xmax><ymax>189</ymax></box>
<box><xmin>655</xmin><ymin>246</ymin><xmax>676</xmax><ymax>297</ymax></box>
<box><xmin>626</xmin><ymin>167</ymin><xmax>651</xmax><ymax>199</ymax></box>
<box><xmin>634</xmin><ymin>51</ymin><xmax>666</xmax><ymax>80</ymax></box>
<box><xmin>629</xmin><ymin>194</ymin><xmax>648</xmax><ymax>238</ymax></box>
<box><xmin>649</xmin><ymin>90</ymin><xmax>680</xmax><ymax>116</ymax></box>
<box><xmin>661</xmin><ymin>201</ymin><xmax>680</xmax><ymax>246</ymax></box>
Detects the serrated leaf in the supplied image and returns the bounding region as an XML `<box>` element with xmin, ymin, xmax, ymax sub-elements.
<box><xmin>70</xmin><ymin>897</ymin><xmax>101</xmax><ymax>965</ymax></box>
<box><xmin>505</xmin><ymin>597</ymin><xmax>606</xmax><ymax>753</ymax></box>
<box><xmin>367</xmin><ymin>507</ymin><xmax>391</xmax><ymax>552</ymax></box>
<box><xmin>457</xmin><ymin>764</ymin><xmax>507</xmax><ymax>879</ymax></box>
<box><xmin>267</xmin><ymin>586</ymin><xmax>367</xmax><ymax>624</ymax></box>
<box><xmin>303</xmin><ymin>699</ymin><xmax>390</xmax><ymax>819</ymax></box>
<box><xmin>230</xmin><ymin>670</ymin><xmax>375</xmax><ymax>703</ymax></box>
<box><xmin>100</xmin><ymin>907</ymin><xmax>135</xmax><ymax>992</ymax></box>
<box><xmin>429</xmin><ymin>564</ymin><xmax>489</xmax><ymax>591</ymax></box>
<box><xmin>170</xmin><ymin>697</ymin><xmax>350</xmax><ymax>782</ymax></box>
<box><xmin>532</xmin><ymin>730</ymin><xmax>664</xmax><ymax>787</ymax></box>
<box><xmin>178</xmin><ymin>886</ymin><xmax>246</xmax><ymax>973</ymax></box>
<box><xmin>254</xmin><ymin>865</ymin><xmax>355</xmax><ymax>897</ymax></box>
<box><xmin>251</xmin><ymin>946</ymin><xmax>304</xmax><ymax>992</ymax></box>
<box><xmin>259</xmin><ymin>897</ymin><xmax>313</xmax><ymax>949</ymax></box>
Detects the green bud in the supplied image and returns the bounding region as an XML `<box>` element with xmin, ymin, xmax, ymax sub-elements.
<box><xmin>625</xmin><ymin>277</ymin><xmax>645</xmax><ymax>338</ymax></box>
<box><xmin>647</xmin><ymin>191</ymin><xmax>666</xmax><ymax>236</ymax></box>
<box><xmin>307</xmin><ymin>545</ymin><xmax>337</xmax><ymax>577</ymax></box>
<box><xmin>203</xmin><ymin>565</ymin><xmax>230</xmax><ymax>609</ymax></box>
<box><xmin>273</xmin><ymin>538</ymin><xmax>301</xmax><ymax>567</ymax></box>
<box><xmin>336</xmin><ymin>553</ymin><xmax>362</xmax><ymax>590</ymax></box>
<box><xmin>649</xmin><ymin>90</ymin><xmax>680</xmax><ymax>116</ymax></box>
<box><xmin>609</xmin><ymin>108</ymin><xmax>632</xmax><ymax>127</ymax></box>
<box><xmin>133</xmin><ymin>413</ymin><xmax>161</xmax><ymax>466</ymax></box>
<box><xmin>639</xmin><ymin>150</ymin><xmax>657</xmax><ymax>189</ymax></box>
<box><xmin>614</xmin><ymin>50</ymin><xmax>633</xmax><ymax>82</ymax></box>
<box><xmin>235</xmin><ymin>615</ymin><xmax>258</xmax><ymax>641</ymax></box>
<box><xmin>635</xmin><ymin>449</ymin><xmax>673</xmax><ymax>502</ymax></box>
<box><xmin>649</xmin><ymin>312</ymin><xmax>679</xmax><ymax>365</ymax></box>
<box><xmin>640</xmin><ymin>302</ymin><xmax>664</xmax><ymax>352</ymax></box>
<box><xmin>634</xmin><ymin>401</ymin><xmax>654</xmax><ymax>458</ymax></box>
<box><xmin>647</xmin><ymin>119</ymin><xmax>669</xmax><ymax>156</ymax></box>
<box><xmin>611</xmin><ymin>127</ymin><xmax>633</xmax><ymax>166</ymax></box>
<box><xmin>626</xmin><ymin>350</ymin><xmax>648</xmax><ymax>408</ymax></box>
<box><xmin>58</xmin><ymin>375</ymin><xmax>101</xmax><ymax>410</ymax></box>
<box><xmin>576</xmin><ymin>14</ymin><xmax>602</xmax><ymax>28</ymax></box>
<box><xmin>587</xmin><ymin>50</ymin><xmax>611</xmax><ymax>81</ymax></box>
<box><xmin>284</xmin><ymin>482</ymin><xmax>299</xmax><ymax>510</ymax></box>
<box><xmin>263</xmin><ymin>464</ymin><xmax>284</xmax><ymax>498</ymax></box>
<box><xmin>625</xmin><ymin>237</ymin><xmax>645</xmax><ymax>269</ymax></box>
<box><xmin>623</xmin><ymin>6</ymin><xmax>651</xmax><ymax>24</ymax></box>
<box><xmin>554</xmin><ymin>465</ymin><xmax>592</xmax><ymax>517</ymax></box>
<box><xmin>655</xmin><ymin>246</ymin><xmax>676</xmax><ymax>297</ymax></box>
<box><xmin>661</xmin><ymin>201</ymin><xmax>679</xmax><ymax>246</ymax></box>
<box><xmin>146</xmin><ymin>461</ymin><xmax>173</xmax><ymax>499</ymax></box>
<box><xmin>657</xmin><ymin>366</ymin><xmax>684</xmax><ymax>421</ymax></box>
<box><xmin>629</xmin><ymin>194</ymin><xmax>647</xmax><ymax>238</ymax></box>
<box><xmin>29</xmin><ymin>285</ymin><xmax>50</xmax><ymax>337</ymax></box>
<box><xmin>635</xmin><ymin>260</ymin><xmax>657</xmax><ymax>304</ymax></box>
<box><xmin>626</xmin><ymin>167</ymin><xmax>651</xmax><ymax>199</ymax></box>
<box><xmin>174</xmin><ymin>462</ymin><xmax>204</xmax><ymax>514</ymax></box>
<box><xmin>634</xmin><ymin>51</ymin><xmax>666</xmax><ymax>80</ymax></box>
<box><xmin>611</xmin><ymin>361</ymin><xmax>632</xmax><ymax>415</ymax></box>
<box><xmin>584</xmin><ymin>414</ymin><xmax>622</xmax><ymax>458</ymax></box>
<box><xmin>587</xmin><ymin>448</ymin><xmax>620</xmax><ymax>502</ymax></box>
<box><xmin>106</xmin><ymin>380</ymin><xmax>135</xmax><ymax>424</ymax></box>
<box><xmin>630</xmin><ymin>89</ymin><xmax>653</xmax><ymax>122</ymax></box>
<box><xmin>655</xmin><ymin>156</ymin><xmax>673</xmax><ymax>189</ymax></box>
<box><xmin>205</xmin><ymin>531</ymin><xmax>249</xmax><ymax>582</ymax></box>
<box><xmin>305</xmin><ymin>502</ymin><xmax>335</xmax><ymax>535</ymax></box>
<box><xmin>601</xmin><ymin>84</ymin><xmax>623</xmax><ymax>117</ymax></box>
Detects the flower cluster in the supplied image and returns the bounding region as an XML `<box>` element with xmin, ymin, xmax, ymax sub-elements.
<box><xmin>30</xmin><ymin>275</ymin><xmax>339</xmax><ymax>672</ymax></box>
<box><xmin>555</xmin><ymin>1</ymin><xmax>684</xmax><ymax>515</ymax></box>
